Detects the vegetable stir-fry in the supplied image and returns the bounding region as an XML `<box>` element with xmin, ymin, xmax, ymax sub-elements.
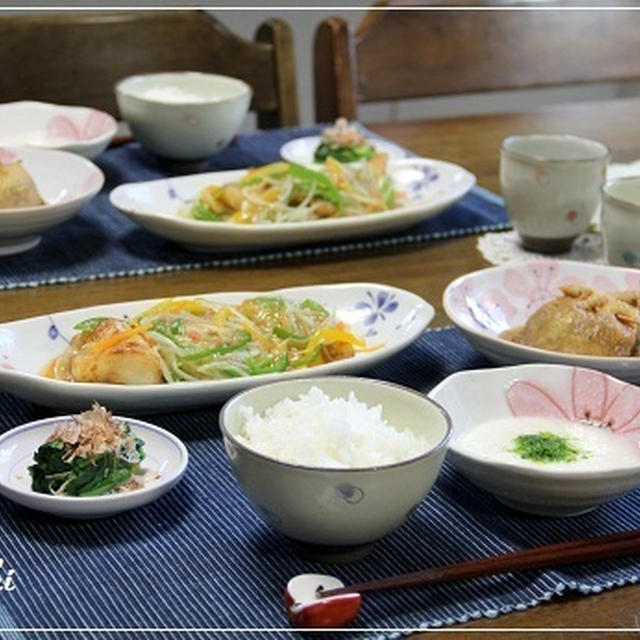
<box><xmin>187</xmin><ymin>154</ymin><xmax>400</xmax><ymax>225</ymax></box>
<box><xmin>29</xmin><ymin>404</ymin><xmax>147</xmax><ymax>497</ymax></box>
<box><xmin>47</xmin><ymin>296</ymin><xmax>368</xmax><ymax>385</ymax></box>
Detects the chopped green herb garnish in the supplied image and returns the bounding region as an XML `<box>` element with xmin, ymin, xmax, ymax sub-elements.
<box><xmin>511</xmin><ymin>431</ymin><xmax>585</xmax><ymax>464</ymax></box>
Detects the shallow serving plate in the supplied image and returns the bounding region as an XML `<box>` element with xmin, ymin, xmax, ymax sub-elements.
<box><xmin>0</xmin><ymin>415</ymin><xmax>188</xmax><ymax>518</ymax></box>
<box><xmin>109</xmin><ymin>158</ymin><xmax>475</xmax><ymax>252</ymax></box>
<box><xmin>0</xmin><ymin>101</ymin><xmax>117</xmax><ymax>159</ymax></box>
<box><xmin>279</xmin><ymin>135</ymin><xmax>408</xmax><ymax>167</ymax></box>
<box><xmin>0</xmin><ymin>283</ymin><xmax>434</xmax><ymax>413</ymax></box>
<box><xmin>0</xmin><ymin>147</ymin><xmax>104</xmax><ymax>256</ymax></box>
<box><xmin>430</xmin><ymin>364</ymin><xmax>640</xmax><ymax>516</ymax></box>
<box><xmin>443</xmin><ymin>259</ymin><xmax>640</xmax><ymax>383</ymax></box>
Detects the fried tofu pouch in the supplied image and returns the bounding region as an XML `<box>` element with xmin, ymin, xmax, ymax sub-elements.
<box><xmin>501</xmin><ymin>285</ymin><xmax>640</xmax><ymax>357</ymax></box>
<box><xmin>0</xmin><ymin>161</ymin><xmax>43</xmax><ymax>209</ymax></box>
<box><xmin>50</xmin><ymin>319</ymin><xmax>163</xmax><ymax>385</ymax></box>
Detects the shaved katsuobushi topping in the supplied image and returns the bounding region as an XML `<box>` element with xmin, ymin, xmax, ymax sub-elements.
<box><xmin>29</xmin><ymin>403</ymin><xmax>147</xmax><ymax>497</ymax></box>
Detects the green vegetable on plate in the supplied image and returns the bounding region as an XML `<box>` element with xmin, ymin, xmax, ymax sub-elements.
<box><xmin>28</xmin><ymin>404</ymin><xmax>147</xmax><ymax>497</ymax></box>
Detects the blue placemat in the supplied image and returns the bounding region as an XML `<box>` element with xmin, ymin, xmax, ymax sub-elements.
<box><xmin>0</xmin><ymin>126</ymin><xmax>509</xmax><ymax>291</ymax></box>
<box><xmin>0</xmin><ymin>327</ymin><xmax>638</xmax><ymax>638</ymax></box>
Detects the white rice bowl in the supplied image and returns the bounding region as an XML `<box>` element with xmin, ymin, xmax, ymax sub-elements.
<box><xmin>236</xmin><ymin>386</ymin><xmax>431</xmax><ymax>468</ymax></box>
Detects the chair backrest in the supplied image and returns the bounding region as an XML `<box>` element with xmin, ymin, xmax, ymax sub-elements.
<box><xmin>1</xmin><ymin>11</ymin><xmax>299</xmax><ymax>128</ymax></box>
<box><xmin>314</xmin><ymin>5</ymin><xmax>640</xmax><ymax>122</ymax></box>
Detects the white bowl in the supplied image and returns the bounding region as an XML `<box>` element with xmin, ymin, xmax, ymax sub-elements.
<box><xmin>115</xmin><ymin>72</ymin><xmax>252</xmax><ymax>160</ymax></box>
<box><xmin>0</xmin><ymin>283</ymin><xmax>433</xmax><ymax>414</ymax></box>
<box><xmin>0</xmin><ymin>147</ymin><xmax>104</xmax><ymax>256</ymax></box>
<box><xmin>429</xmin><ymin>364</ymin><xmax>640</xmax><ymax>516</ymax></box>
<box><xmin>0</xmin><ymin>101</ymin><xmax>117</xmax><ymax>159</ymax></box>
<box><xmin>0</xmin><ymin>414</ymin><xmax>188</xmax><ymax>518</ymax></box>
<box><xmin>220</xmin><ymin>377</ymin><xmax>451</xmax><ymax>546</ymax></box>
<box><xmin>443</xmin><ymin>259</ymin><xmax>640</xmax><ymax>383</ymax></box>
<box><xmin>109</xmin><ymin>157</ymin><xmax>475</xmax><ymax>251</ymax></box>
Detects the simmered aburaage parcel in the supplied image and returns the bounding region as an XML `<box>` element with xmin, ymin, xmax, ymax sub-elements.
<box><xmin>29</xmin><ymin>404</ymin><xmax>147</xmax><ymax>497</ymax></box>
<box><xmin>501</xmin><ymin>285</ymin><xmax>640</xmax><ymax>357</ymax></box>
<box><xmin>0</xmin><ymin>156</ymin><xmax>43</xmax><ymax>209</ymax></box>
<box><xmin>45</xmin><ymin>296</ymin><xmax>369</xmax><ymax>384</ymax></box>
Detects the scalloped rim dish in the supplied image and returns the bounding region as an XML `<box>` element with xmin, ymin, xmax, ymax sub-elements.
<box><xmin>0</xmin><ymin>283</ymin><xmax>434</xmax><ymax>413</ymax></box>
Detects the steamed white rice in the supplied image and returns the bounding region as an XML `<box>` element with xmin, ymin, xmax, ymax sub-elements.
<box><xmin>236</xmin><ymin>386</ymin><xmax>430</xmax><ymax>468</ymax></box>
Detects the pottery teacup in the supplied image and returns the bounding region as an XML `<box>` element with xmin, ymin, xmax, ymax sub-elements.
<box><xmin>602</xmin><ymin>176</ymin><xmax>640</xmax><ymax>267</ymax></box>
<box><xmin>500</xmin><ymin>134</ymin><xmax>609</xmax><ymax>253</ymax></box>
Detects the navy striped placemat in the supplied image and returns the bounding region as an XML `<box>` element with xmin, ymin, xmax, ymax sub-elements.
<box><xmin>0</xmin><ymin>126</ymin><xmax>509</xmax><ymax>291</ymax></box>
<box><xmin>0</xmin><ymin>327</ymin><xmax>638</xmax><ymax>638</ymax></box>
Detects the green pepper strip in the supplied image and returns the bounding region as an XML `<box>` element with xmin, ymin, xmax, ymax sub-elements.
<box><xmin>191</xmin><ymin>202</ymin><xmax>227</xmax><ymax>222</ymax></box>
<box><xmin>73</xmin><ymin>317</ymin><xmax>107</xmax><ymax>332</ymax></box>
<box><xmin>151</xmin><ymin>323</ymin><xmax>182</xmax><ymax>347</ymax></box>
<box><xmin>291</xmin><ymin>345</ymin><xmax>322</xmax><ymax>369</ymax></box>
<box><xmin>253</xmin><ymin>296</ymin><xmax>286</xmax><ymax>310</ymax></box>
<box><xmin>300</xmin><ymin>299</ymin><xmax>329</xmax><ymax>319</ymax></box>
<box><xmin>182</xmin><ymin>330</ymin><xmax>252</xmax><ymax>362</ymax></box>
<box><xmin>247</xmin><ymin>353</ymin><xmax>289</xmax><ymax>375</ymax></box>
<box><xmin>380</xmin><ymin>175</ymin><xmax>395</xmax><ymax>208</ymax></box>
<box><xmin>288</xmin><ymin>164</ymin><xmax>343</xmax><ymax>211</ymax></box>
<box><xmin>272</xmin><ymin>326</ymin><xmax>309</xmax><ymax>347</ymax></box>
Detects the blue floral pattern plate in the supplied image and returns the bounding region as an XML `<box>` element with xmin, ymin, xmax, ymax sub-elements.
<box><xmin>109</xmin><ymin>158</ymin><xmax>475</xmax><ymax>252</ymax></box>
<box><xmin>0</xmin><ymin>283</ymin><xmax>434</xmax><ymax>413</ymax></box>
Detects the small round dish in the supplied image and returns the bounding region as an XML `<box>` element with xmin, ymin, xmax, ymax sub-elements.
<box><xmin>0</xmin><ymin>101</ymin><xmax>117</xmax><ymax>159</ymax></box>
<box><xmin>429</xmin><ymin>363</ymin><xmax>640</xmax><ymax>516</ymax></box>
<box><xmin>220</xmin><ymin>376</ymin><xmax>451</xmax><ymax>547</ymax></box>
<box><xmin>0</xmin><ymin>147</ymin><xmax>103</xmax><ymax>256</ymax></box>
<box><xmin>0</xmin><ymin>415</ymin><xmax>188</xmax><ymax>518</ymax></box>
<box><xmin>280</xmin><ymin>135</ymin><xmax>408</xmax><ymax>168</ymax></box>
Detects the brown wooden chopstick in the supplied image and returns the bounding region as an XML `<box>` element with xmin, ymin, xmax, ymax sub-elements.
<box><xmin>320</xmin><ymin>529</ymin><xmax>640</xmax><ymax>597</ymax></box>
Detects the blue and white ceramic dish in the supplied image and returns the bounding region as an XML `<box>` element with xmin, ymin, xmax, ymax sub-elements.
<box><xmin>109</xmin><ymin>158</ymin><xmax>475</xmax><ymax>252</ymax></box>
<box><xmin>0</xmin><ymin>283</ymin><xmax>434</xmax><ymax>413</ymax></box>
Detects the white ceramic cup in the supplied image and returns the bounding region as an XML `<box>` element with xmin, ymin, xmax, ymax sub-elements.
<box><xmin>500</xmin><ymin>134</ymin><xmax>609</xmax><ymax>253</ymax></box>
<box><xmin>602</xmin><ymin>176</ymin><xmax>640</xmax><ymax>267</ymax></box>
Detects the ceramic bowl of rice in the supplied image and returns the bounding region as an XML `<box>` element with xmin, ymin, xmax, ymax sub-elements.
<box><xmin>220</xmin><ymin>376</ymin><xmax>451</xmax><ymax>547</ymax></box>
<box><xmin>115</xmin><ymin>72</ymin><xmax>251</xmax><ymax>160</ymax></box>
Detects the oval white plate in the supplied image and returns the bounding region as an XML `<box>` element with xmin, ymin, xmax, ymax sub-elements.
<box><xmin>280</xmin><ymin>135</ymin><xmax>408</xmax><ymax>167</ymax></box>
<box><xmin>444</xmin><ymin>259</ymin><xmax>640</xmax><ymax>382</ymax></box>
<box><xmin>0</xmin><ymin>101</ymin><xmax>117</xmax><ymax>159</ymax></box>
<box><xmin>0</xmin><ymin>147</ymin><xmax>104</xmax><ymax>256</ymax></box>
<box><xmin>0</xmin><ymin>283</ymin><xmax>434</xmax><ymax>413</ymax></box>
<box><xmin>0</xmin><ymin>415</ymin><xmax>188</xmax><ymax>518</ymax></box>
<box><xmin>109</xmin><ymin>158</ymin><xmax>475</xmax><ymax>251</ymax></box>
<box><xmin>429</xmin><ymin>364</ymin><xmax>640</xmax><ymax>515</ymax></box>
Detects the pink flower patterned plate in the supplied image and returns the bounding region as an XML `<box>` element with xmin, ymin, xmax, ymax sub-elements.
<box><xmin>443</xmin><ymin>259</ymin><xmax>640</xmax><ymax>383</ymax></box>
<box><xmin>429</xmin><ymin>364</ymin><xmax>640</xmax><ymax>516</ymax></box>
<box><xmin>0</xmin><ymin>101</ymin><xmax>117</xmax><ymax>159</ymax></box>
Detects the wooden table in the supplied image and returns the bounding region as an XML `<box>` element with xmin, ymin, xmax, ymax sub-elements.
<box><xmin>2</xmin><ymin>97</ymin><xmax>640</xmax><ymax>637</ymax></box>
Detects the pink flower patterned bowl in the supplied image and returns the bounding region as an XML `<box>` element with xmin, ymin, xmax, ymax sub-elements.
<box><xmin>0</xmin><ymin>101</ymin><xmax>117</xmax><ymax>159</ymax></box>
<box><xmin>443</xmin><ymin>259</ymin><xmax>640</xmax><ymax>383</ymax></box>
<box><xmin>430</xmin><ymin>364</ymin><xmax>640</xmax><ymax>516</ymax></box>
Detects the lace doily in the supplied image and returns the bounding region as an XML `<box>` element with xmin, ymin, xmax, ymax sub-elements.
<box><xmin>478</xmin><ymin>160</ymin><xmax>640</xmax><ymax>266</ymax></box>
<box><xmin>477</xmin><ymin>230</ymin><xmax>605</xmax><ymax>265</ymax></box>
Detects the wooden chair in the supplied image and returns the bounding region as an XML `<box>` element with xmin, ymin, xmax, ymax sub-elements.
<box><xmin>0</xmin><ymin>11</ymin><xmax>299</xmax><ymax>128</ymax></box>
<box><xmin>314</xmin><ymin>4</ymin><xmax>640</xmax><ymax>122</ymax></box>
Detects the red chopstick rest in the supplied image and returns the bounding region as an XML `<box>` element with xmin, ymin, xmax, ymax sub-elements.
<box><xmin>285</xmin><ymin>574</ymin><xmax>361</xmax><ymax>628</ymax></box>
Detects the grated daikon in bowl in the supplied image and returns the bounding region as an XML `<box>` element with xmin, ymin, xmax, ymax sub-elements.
<box><xmin>236</xmin><ymin>386</ymin><xmax>430</xmax><ymax>468</ymax></box>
